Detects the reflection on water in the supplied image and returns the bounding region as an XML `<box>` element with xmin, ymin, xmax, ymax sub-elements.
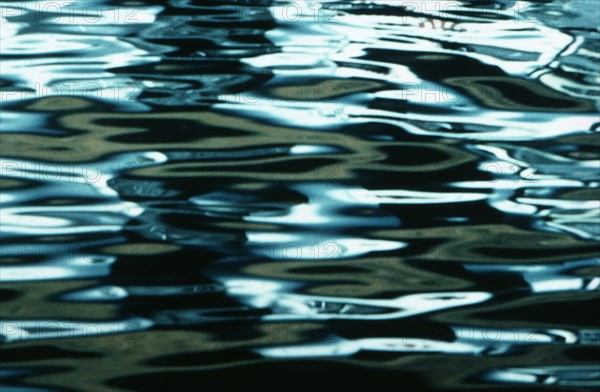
<box><xmin>1</xmin><ymin>0</ymin><xmax>599</xmax><ymax>390</ymax></box>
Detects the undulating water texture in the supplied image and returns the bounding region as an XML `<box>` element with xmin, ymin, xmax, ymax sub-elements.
<box><xmin>1</xmin><ymin>0</ymin><xmax>599</xmax><ymax>390</ymax></box>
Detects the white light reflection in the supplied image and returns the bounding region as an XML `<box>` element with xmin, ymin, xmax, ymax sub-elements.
<box><xmin>0</xmin><ymin>318</ymin><xmax>153</xmax><ymax>343</ymax></box>
<box><xmin>0</xmin><ymin>256</ymin><xmax>116</xmax><ymax>282</ymax></box>
<box><xmin>225</xmin><ymin>278</ymin><xmax>491</xmax><ymax>321</ymax></box>
<box><xmin>464</xmin><ymin>259</ymin><xmax>600</xmax><ymax>294</ymax></box>
<box><xmin>483</xmin><ymin>366</ymin><xmax>600</xmax><ymax>387</ymax></box>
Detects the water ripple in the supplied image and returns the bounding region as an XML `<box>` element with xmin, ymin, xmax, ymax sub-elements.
<box><xmin>1</xmin><ymin>0</ymin><xmax>598</xmax><ymax>390</ymax></box>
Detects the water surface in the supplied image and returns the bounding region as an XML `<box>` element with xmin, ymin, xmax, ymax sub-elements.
<box><xmin>1</xmin><ymin>0</ymin><xmax>599</xmax><ymax>390</ymax></box>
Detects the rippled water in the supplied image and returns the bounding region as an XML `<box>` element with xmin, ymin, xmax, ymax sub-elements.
<box><xmin>1</xmin><ymin>0</ymin><xmax>599</xmax><ymax>390</ymax></box>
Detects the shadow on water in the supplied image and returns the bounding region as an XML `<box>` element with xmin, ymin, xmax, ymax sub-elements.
<box><xmin>0</xmin><ymin>0</ymin><xmax>599</xmax><ymax>390</ymax></box>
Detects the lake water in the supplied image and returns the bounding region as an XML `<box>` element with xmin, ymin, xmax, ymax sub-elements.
<box><xmin>1</xmin><ymin>0</ymin><xmax>599</xmax><ymax>390</ymax></box>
